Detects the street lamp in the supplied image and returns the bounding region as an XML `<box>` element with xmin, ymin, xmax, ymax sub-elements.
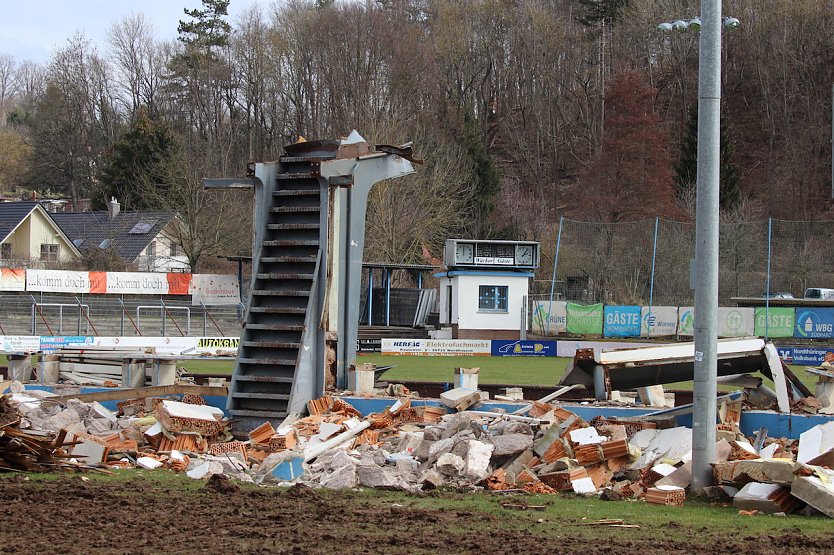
<box><xmin>659</xmin><ymin>5</ymin><xmax>739</xmax><ymax>495</ymax></box>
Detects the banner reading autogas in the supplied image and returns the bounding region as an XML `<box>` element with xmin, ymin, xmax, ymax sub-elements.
<box><xmin>603</xmin><ymin>305</ymin><xmax>641</xmax><ymax>337</ymax></box>
<box><xmin>794</xmin><ymin>308</ymin><xmax>834</xmax><ymax>339</ymax></box>
<box><xmin>754</xmin><ymin>307</ymin><xmax>795</xmax><ymax>337</ymax></box>
<box><xmin>530</xmin><ymin>300</ymin><xmax>567</xmax><ymax>336</ymax></box>
<box><xmin>640</xmin><ymin>306</ymin><xmax>679</xmax><ymax>337</ymax></box>
<box><xmin>0</xmin><ymin>268</ymin><xmax>25</xmax><ymax>291</ymax></box>
<box><xmin>566</xmin><ymin>303</ymin><xmax>604</xmax><ymax>335</ymax></box>
<box><xmin>717</xmin><ymin>307</ymin><xmax>755</xmax><ymax>337</ymax></box>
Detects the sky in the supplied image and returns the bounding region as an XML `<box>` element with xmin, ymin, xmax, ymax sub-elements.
<box><xmin>0</xmin><ymin>0</ymin><xmax>263</xmax><ymax>64</ymax></box>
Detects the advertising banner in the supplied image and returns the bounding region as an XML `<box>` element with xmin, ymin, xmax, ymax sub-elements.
<box><xmin>40</xmin><ymin>336</ymin><xmax>95</xmax><ymax>352</ymax></box>
<box><xmin>640</xmin><ymin>306</ymin><xmax>679</xmax><ymax>337</ymax></box>
<box><xmin>530</xmin><ymin>300</ymin><xmax>567</xmax><ymax>336</ymax></box>
<box><xmin>0</xmin><ymin>268</ymin><xmax>25</xmax><ymax>291</ymax></box>
<box><xmin>794</xmin><ymin>308</ymin><xmax>834</xmax><ymax>339</ymax></box>
<box><xmin>603</xmin><ymin>305</ymin><xmax>641</xmax><ymax>338</ymax></box>
<box><xmin>381</xmin><ymin>339</ymin><xmax>491</xmax><ymax>356</ymax></box>
<box><xmin>0</xmin><ymin>335</ymin><xmax>40</xmax><ymax>353</ymax></box>
<box><xmin>491</xmin><ymin>340</ymin><xmax>557</xmax><ymax>357</ymax></box>
<box><xmin>191</xmin><ymin>274</ymin><xmax>240</xmax><ymax>306</ymax></box>
<box><xmin>777</xmin><ymin>346</ymin><xmax>834</xmax><ymax>365</ymax></box>
<box><xmin>566</xmin><ymin>303</ymin><xmax>604</xmax><ymax>335</ymax></box>
<box><xmin>717</xmin><ymin>307</ymin><xmax>755</xmax><ymax>337</ymax></box>
<box><xmin>754</xmin><ymin>307</ymin><xmax>795</xmax><ymax>337</ymax></box>
<box><xmin>26</xmin><ymin>269</ymin><xmax>91</xmax><ymax>293</ymax></box>
<box><xmin>678</xmin><ymin>307</ymin><xmax>694</xmax><ymax>336</ymax></box>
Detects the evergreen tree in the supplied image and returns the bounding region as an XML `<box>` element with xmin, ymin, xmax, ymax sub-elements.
<box><xmin>675</xmin><ymin>106</ymin><xmax>741</xmax><ymax>210</ymax></box>
<box><xmin>574</xmin><ymin>0</ymin><xmax>629</xmax><ymax>26</ymax></box>
<box><xmin>462</xmin><ymin>115</ymin><xmax>500</xmax><ymax>236</ymax></box>
<box><xmin>96</xmin><ymin>109</ymin><xmax>177</xmax><ymax>210</ymax></box>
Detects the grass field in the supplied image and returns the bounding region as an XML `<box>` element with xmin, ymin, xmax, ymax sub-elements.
<box><xmin>1</xmin><ymin>352</ymin><xmax>820</xmax><ymax>392</ymax></box>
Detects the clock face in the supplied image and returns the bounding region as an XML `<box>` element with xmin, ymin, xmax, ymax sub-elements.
<box><xmin>455</xmin><ymin>243</ymin><xmax>474</xmax><ymax>264</ymax></box>
<box><xmin>516</xmin><ymin>245</ymin><xmax>534</xmax><ymax>265</ymax></box>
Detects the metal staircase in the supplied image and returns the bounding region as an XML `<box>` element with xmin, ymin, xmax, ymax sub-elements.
<box><xmin>227</xmin><ymin>152</ymin><xmax>331</xmax><ymax>429</ymax></box>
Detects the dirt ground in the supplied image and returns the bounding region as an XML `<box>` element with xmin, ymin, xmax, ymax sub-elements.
<box><xmin>0</xmin><ymin>474</ymin><xmax>832</xmax><ymax>555</ymax></box>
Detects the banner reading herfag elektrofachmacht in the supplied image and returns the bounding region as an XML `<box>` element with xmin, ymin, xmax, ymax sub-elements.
<box><xmin>381</xmin><ymin>339</ymin><xmax>491</xmax><ymax>356</ymax></box>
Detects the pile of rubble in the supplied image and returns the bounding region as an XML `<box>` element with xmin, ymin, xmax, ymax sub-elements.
<box><xmin>2</xmin><ymin>382</ymin><xmax>833</xmax><ymax>518</ymax></box>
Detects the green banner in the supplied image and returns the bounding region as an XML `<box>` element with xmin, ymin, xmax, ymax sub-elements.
<box><xmin>566</xmin><ymin>303</ymin><xmax>604</xmax><ymax>335</ymax></box>
<box><xmin>754</xmin><ymin>307</ymin><xmax>795</xmax><ymax>337</ymax></box>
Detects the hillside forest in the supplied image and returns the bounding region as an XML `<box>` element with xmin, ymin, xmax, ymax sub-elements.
<box><xmin>0</xmin><ymin>0</ymin><xmax>832</xmax><ymax>276</ymax></box>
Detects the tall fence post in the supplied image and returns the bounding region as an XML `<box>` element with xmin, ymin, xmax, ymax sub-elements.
<box><xmin>765</xmin><ymin>217</ymin><xmax>773</xmax><ymax>339</ymax></box>
<box><xmin>649</xmin><ymin>216</ymin><xmax>660</xmax><ymax>310</ymax></box>
<box><xmin>546</xmin><ymin>216</ymin><xmax>564</xmax><ymax>335</ymax></box>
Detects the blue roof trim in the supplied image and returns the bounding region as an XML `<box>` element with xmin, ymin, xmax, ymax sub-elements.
<box><xmin>434</xmin><ymin>270</ymin><xmax>535</xmax><ymax>278</ymax></box>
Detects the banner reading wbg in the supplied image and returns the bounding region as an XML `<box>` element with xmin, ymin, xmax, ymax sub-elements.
<box><xmin>566</xmin><ymin>303</ymin><xmax>604</xmax><ymax>335</ymax></box>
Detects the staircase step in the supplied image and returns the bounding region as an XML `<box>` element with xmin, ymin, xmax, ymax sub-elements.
<box><xmin>231</xmin><ymin>392</ymin><xmax>291</xmax><ymax>401</ymax></box>
<box><xmin>241</xmin><ymin>340</ymin><xmax>301</xmax><ymax>349</ymax></box>
<box><xmin>267</xmin><ymin>223</ymin><xmax>320</xmax><ymax>230</ymax></box>
<box><xmin>249</xmin><ymin>306</ymin><xmax>307</xmax><ymax>314</ymax></box>
<box><xmin>251</xmin><ymin>290</ymin><xmax>311</xmax><ymax>297</ymax></box>
<box><xmin>245</xmin><ymin>323</ymin><xmax>304</xmax><ymax>331</ymax></box>
<box><xmin>238</xmin><ymin>357</ymin><xmax>297</xmax><ymax>366</ymax></box>
<box><xmin>274</xmin><ymin>189</ymin><xmax>320</xmax><ymax>197</ymax></box>
<box><xmin>229</xmin><ymin>409</ymin><xmax>288</xmax><ymax>418</ymax></box>
<box><xmin>260</xmin><ymin>256</ymin><xmax>317</xmax><ymax>263</ymax></box>
<box><xmin>233</xmin><ymin>374</ymin><xmax>295</xmax><ymax>383</ymax></box>
<box><xmin>270</xmin><ymin>206</ymin><xmax>320</xmax><ymax>213</ymax></box>
<box><xmin>262</xmin><ymin>240</ymin><xmax>319</xmax><ymax>247</ymax></box>
<box><xmin>276</xmin><ymin>172</ymin><xmax>317</xmax><ymax>180</ymax></box>
<box><xmin>256</xmin><ymin>273</ymin><xmax>314</xmax><ymax>280</ymax></box>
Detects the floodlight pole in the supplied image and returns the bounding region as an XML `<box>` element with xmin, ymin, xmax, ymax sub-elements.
<box><xmin>691</xmin><ymin>0</ymin><xmax>722</xmax><ymax>494</ymax></box>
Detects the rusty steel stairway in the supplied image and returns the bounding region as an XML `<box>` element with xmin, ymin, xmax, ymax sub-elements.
<box><xmin>226</xmin><ymin>150</ymin><xmax>332</xmax><ymax>428</ymax></box>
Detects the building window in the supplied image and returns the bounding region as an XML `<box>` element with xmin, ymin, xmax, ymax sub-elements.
<box><xmin>478</xmin><ymin>285</ymin><xmax>508</xmax><ymax>312</ymax></box>
<box><xmin>40</xmin><ymin>243</ymin><xmax>58</xmax><ymax>262</ymax></box>
<box><xmin>147</xmin><ymin>241</ymin><xmax>156</xmax><ymax>257</ymax></box>
<box><xmin>170</xmin><ymin>241</ymin><xmax>179</xmax><ymax>257</ymax></box>
<box><xmin>0</xmin><ymin>243</ymin><xmax>11</xmax><ymax>260</ymax></box>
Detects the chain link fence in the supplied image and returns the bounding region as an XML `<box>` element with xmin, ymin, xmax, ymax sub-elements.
<box><xmin>0</xmin><ymin>292</ymin><xmax>244</xmax><ymax>337</ymax></box>
<box><xmin>531</xmin><ymin>218</ymin><xmax>834</xmax><ymax>306</ymax></box>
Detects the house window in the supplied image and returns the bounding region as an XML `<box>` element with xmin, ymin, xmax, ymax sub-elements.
<box><xmin>0</xmin><ymin>243</ymin><xmax>11</xmax><ymax>260</ymax></box>
<box><xmin>40</xmin><ymin>243</ymin><xmax>59</xmax><ymax>262</ymax></box>
<box><xmin>147</xmin><ymin>241</ymin><xmax>156</xmax><ymax>256</ymax></box>
<box><xmin>478</xmin><ymin>285</ymin><xmax>508</xmax><ymax>312</ymax></box>
<box><xmin>170</xmin><ymin>241</ymin><xmax>179</xmax><ymax>257</ymax></box>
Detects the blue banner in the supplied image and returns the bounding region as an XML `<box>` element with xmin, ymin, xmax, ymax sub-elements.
<box><xmin>793</xmin><ymin>308</ymin><xmax>834</xmax><ymax>339</ymax></box>
<box><xmin>777</xmin><ymin>346</ymin><xmax>834</xmax><ymax>365</ymax></box>
<box><xmin>491</xmin><ymin>340</ymin><xmax>557</xmax><ymax>357</ymax></box>
<box><xmin>603</xmin><ymin>305</ymin><xmax>641</xmax><ymax>338</ymax></box>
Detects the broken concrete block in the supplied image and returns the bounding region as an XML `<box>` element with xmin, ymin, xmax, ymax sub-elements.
<box><xmin>798</xmin><ymin>421</ymin><xmax>834</xmax><ymax>464</ymax></box>
<box><xmin>436</xmin><ymin>452</ymin><xmax>466</xmax><ymax>476</ymax></box>
<box><xmin>357</xmin><ymin>464</ymin><xmax>400</xmax><ymax>488</ymax></box>
<box><xmin>70</xmin><ymin>439</ymin><xmax>106</xmax><ymax>464</ymax></box>
<box><xmin>441</xmin><ymin>413</ymin><xmax>475</xmax><ymax>439</ymax></box>
<box><xmin>533</xmin><ymin>424</ymin><xmax>562</xmax><ymax>457</ymax></box>
<box><xmin>419</xmin><ymin>469</ymin><xmax>445</xmax><ymax>489</ymax></box>
<box><xmin>734</xmin><ymin>482</ymin><xmax>799</xmax><ymax>515</ymax></box>
<box><xmin>462</xmin><ymin>440</ymin><xmax>494</xmax><ymax>481</ymax></box>
<box><xmin>655</xmin><ymin>461</ymin><xmax>692</xmax><ymax>489</ymax></box>
<box><xmin>490</xmin><ymin>433</ymin><xmax>534</xmax><ymax>457</ymax></box>
<box><xmin>440</xmin><ymin>388</ymin><xmax>481</xmax><ymax>411</ymax></box>
<box><xmin>427</xmin><ymin>438</ymin><xmax>454</xmax><ymax>464</ymax></box>
<box><xmin>397</xmin><ymin>432</ymin><xmax>424</xmax><ymax>455</ymax></box>
<box><xmin>321</xmin><ymin>462</ymin><xmax>358</xmax><ymax>489</ymax></box>
<box><xmin>414</xmin><ymin>439</ymin><xmax>435</xmax><ymax>462</ymax></box>
<box><xmin>790</xmin><ymin>473</ymin><xmax>834</xmax><ymax>518</ymax></box>
<box><xmin>732</xmin><ymin>459</ymin><xmax>802</xmax><ymax>485</ymax></box>
<box><xmin>637</xmin><ymin>385</ymin><xmax>668</xmax><ymax>407</ymax></box>
<box><xmin>136</xmin><ymin>456</ymin><xmax>163</xmax><ymax>470</ymax></box>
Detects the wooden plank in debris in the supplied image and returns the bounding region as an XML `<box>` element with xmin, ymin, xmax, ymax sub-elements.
<box><xmin>48</xmin><ymin>384</ymin><xmax>229</xmax><ymax>403</ymax></box>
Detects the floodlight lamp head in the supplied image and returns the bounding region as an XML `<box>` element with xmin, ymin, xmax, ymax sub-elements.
<box><xmin>722</xmin><ymin>17</ymin><xmax>741</xmax><ymax>29</ymax></box>
<box><xmin>657</xmin><ymin>22</ymin><xmax>674</xmax><ymax>32</ymax></box>
<box><xmin>672</xmin><ymin>20</ymin><xmax>689</xmax><ymax>32</ymax></box>
<box><xmin>687</xmin><ymin>18</ymin><xmax>701</xmax><ymax>32</ymax></box>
